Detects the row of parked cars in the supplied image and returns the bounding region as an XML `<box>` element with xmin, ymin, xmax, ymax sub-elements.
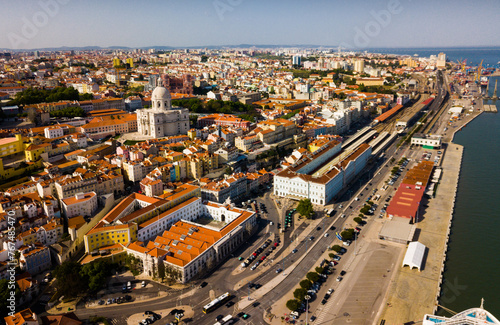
<box><xmin>98</xmin><ymin>295</ymin><xmax>132</xmax><ymax>305</ymax></box>
<box><xmin>122</xmin><ymin>280</ymin><xmax>147</xmax><ymax>293</ymax></box>
<box><xmin>241</xmin><ymin>238</ymin><xmax>280</xmax><ymax>270</ymax></box>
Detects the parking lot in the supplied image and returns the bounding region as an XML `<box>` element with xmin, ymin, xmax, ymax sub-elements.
<box><xmin>86</xmin><ymin>271</ymin><xmax>169</xmax><ymax>308</ymax></box>
<box><xmin>313</xmin><ymin>243</ymin><xmax>401</xmax><ymax>325</ymax></box>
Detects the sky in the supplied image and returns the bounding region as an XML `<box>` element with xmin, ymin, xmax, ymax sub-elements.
<box><xmin>1</xmin><ymin>0</ymin><xmax>500</xmax><ymax>50</ymax></box>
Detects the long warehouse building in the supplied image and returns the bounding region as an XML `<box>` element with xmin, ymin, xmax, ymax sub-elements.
<box><xmin>274</xmin><ymin>141</ymin><xmax>372</xmax><ymax>205</ymax></box>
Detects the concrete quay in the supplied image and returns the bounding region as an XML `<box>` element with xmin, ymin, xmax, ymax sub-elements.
<box><xmin>377</xmin><ymin>143</ymin><xmax>463</xmax><ymax>324</ymax></box>
<box><xmin>482</xmin><ymin>104</ymin><xmax>498</xmax><ymax>112</ymax></box>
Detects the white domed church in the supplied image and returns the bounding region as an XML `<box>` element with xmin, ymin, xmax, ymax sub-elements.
<box><xmin>136</xmin><ymin>79</ymin><xmax>189</xmax><ymax>138</ymax></box>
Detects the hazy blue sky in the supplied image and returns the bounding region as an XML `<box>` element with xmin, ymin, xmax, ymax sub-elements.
<box><xmin>1</xmin><ymin>0</ymin><xmax>500</xmax><ymax>50</ymax></box>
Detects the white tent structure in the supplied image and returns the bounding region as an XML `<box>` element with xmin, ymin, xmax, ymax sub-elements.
<box><xmin>402</xmin><ymin>241</ymin><xmax>426</xmax><ymax>271</ymax></box>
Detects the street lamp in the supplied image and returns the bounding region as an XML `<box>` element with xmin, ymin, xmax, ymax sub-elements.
<box><xmin>305</xmin><ymin>295</ymin><xmax>311</xmax><ymax>325</ymax></box>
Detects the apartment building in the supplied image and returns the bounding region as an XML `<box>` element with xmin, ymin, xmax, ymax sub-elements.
<box><xmin>61</xmin><ymin>192</ymin><xmax>98</xmax><ymax>219</ymax></box>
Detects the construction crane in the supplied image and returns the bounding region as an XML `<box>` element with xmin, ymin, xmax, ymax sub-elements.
<box><xmin>456</xmin><ymin>59</ymin><xmax>467</xmax><ymax>72</ymax></box>
<box><xmin>476</xmin><ymin>59</ymin><xmax>483</xmax><ymax>82</ymax></box>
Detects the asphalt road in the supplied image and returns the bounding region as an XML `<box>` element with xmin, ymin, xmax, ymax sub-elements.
<box><xmin>70</xmin><ymin>73</ymin><xmax>453</xmax><ymax>325</ymax></box>
<box><xmin>70</xmin><ymin>143</ymin><xmax>417</xmax><ymax>325</ymax></box>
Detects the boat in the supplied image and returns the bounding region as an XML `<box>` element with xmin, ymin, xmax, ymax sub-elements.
<box><xmin>423</xmin><ymin>299</ymin><xmax>500</xmax><ymax>324</ymax></box>
<box><xmin>481</xmin><ymin>76</ymin><xmax>489</xmax><ymax>86</ymax></box>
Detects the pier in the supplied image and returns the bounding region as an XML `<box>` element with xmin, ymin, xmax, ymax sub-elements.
<box><xmin>379</xmin><ymin>144</ymin><xmax>464</xmax><ymax>323</ymax></box>
<box><xmin>483</xmin><ymin>104</ymin><xmax>498</xmax><ymax>112</ymax></box>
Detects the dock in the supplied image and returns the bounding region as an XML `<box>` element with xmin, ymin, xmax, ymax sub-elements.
<box><xmin>378</xmin><ymin>144</ymin><xmax>464</xmax><ymax>323</ymax></box>
<box><xmin>483</xmin><ymin>104</ymin><xmax>498</xmax><ymax>112</ymax></box>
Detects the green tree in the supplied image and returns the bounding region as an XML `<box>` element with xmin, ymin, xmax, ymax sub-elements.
<box><xmin>124</xmin><ymin>255</ymin><xmax>142</xmax><ymax>276</ymax></box>
<box><xmin>53</xmin><ymin>261</ymin><xmax>87</xmax><ymax>298</ymax></box>
<box><xmin>0</xmin><ymin>279</ymin><xmax>21</xmax><ymax>317</ymax></box>
<box><xmin>286</xmin><ymin>299</ymin><xmax>300</xmax><ymax>311</ymax></box>
<box><xmin>299</xmin><ymin>279</ymin><xmax>312</xmax><ymax>290</ymax></box>
<box><xmin>315</xmin><ymin>266</ymin><xmax>324</xmax><ymax>274</ymax></box>
<box><xmin>79</xmin><ymin>93</ymin><xmax>93</xmax><ymax>100</ymax></box>
<box><xmin>239</xmin><ymin>114</ymin><xmax>255</xmax><ymax>122</ymax></box>
<box><xmin>353</xmin><ymin>217</ymin><xmax>363</xmax><ymax>224</ymax></box>
<box><xmin>306</xmin><ymin>272</ymin><xmax>320</xmax><ymax>283</ymax></box>
<box><xmin>341</xmin><ymin>229</ymin><xmax>355</xmax><ymax>241</ymax></box>
<box><xmin>329</xmin><ymin>253</ymin><xmax>335</xmax><ymax>259</ymax></box>
<box><xmin>201</xmin><ymin>55</ymin><xmax>208</xmax><ymax>62</ymax></box>
<box><xmin>80</xmin><ymin>260</ymin><xmax>112</xmax><ymax>293</ymax></box>
<box><xmin>293</xmin><ymin>288</ymin><xmax>307</xmax><ymax>301</ymax></box>
<box><xmin>49</xmin><ymin>106</ymin><xmax>85</xmax><ymax>118</ymax></box>
<box><xmin>170</xmin><ymin>145</ymin><xmax>186</xmax><ymax>153</ymax></box>
<box><xmin>297</xmin><ymin>199</ymin><xmax>314</xmax><ymax>219</ymax></box>
<box><xmin>189</xmin><ymin>114</ymin><xmax>198</xmax><ymax>126</ymax></box>
<box><xmin>360</xmin><ymin>206</ymin><xmax>370</xmax><ymax>215</ymax></box>
<box><xmin>331</xmin><ymin>245</ymin><xmax>342</xmax><ymax>253</ymax></box>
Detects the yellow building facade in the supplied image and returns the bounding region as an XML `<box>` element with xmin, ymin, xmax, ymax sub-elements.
<box><xmin>0</xmin><ymin>134</ymin><xmax>24</xmax><ymax>158</ymax></box>
<box><xmin>84</xmin><ymin>223</ymin><xmax>137</xmax><ymax>253</ymax></box>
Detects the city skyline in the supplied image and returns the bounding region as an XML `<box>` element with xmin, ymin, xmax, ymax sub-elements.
<box><xmin>2</xmin><ymin>0</ymin><xmax>500</xmax><ymax>50</ymax></box>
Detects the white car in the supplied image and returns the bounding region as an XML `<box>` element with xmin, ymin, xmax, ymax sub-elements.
<box><xmin>324</xmin><ymin>233</ymin><xmax>329</xmax><ymax>238</ymax></box>
<box><xmin>336</xmin><ymin>276</ymin><xmax>343</xmax><ymax>282</ymax></box>
<box><xmin>343</xmin><ymin>241</ymin><xmax>351</xmax><ymax>246</ymax></box>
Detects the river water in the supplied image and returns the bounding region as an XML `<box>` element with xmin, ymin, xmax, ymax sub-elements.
<box><xmin>438</xmin><ymin>89</ymin><xmax>500</xmax><ymax>316</ymax></box>
<box><xmin>363</xmin><ymin>47</ymin><xmax>500</xmax><ymax>316</ymax></box>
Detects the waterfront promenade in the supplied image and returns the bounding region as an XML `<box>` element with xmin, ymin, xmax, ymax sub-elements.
<box><xmin>378</xmin><ymin>143</ymin><xmax>463</xmax><ymax>323</ymax></box>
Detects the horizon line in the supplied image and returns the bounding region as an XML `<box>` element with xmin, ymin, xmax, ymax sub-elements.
<box><xmin>2</xmin><ymin>44</ymin><xmax>500</xmax><ymax>52</ymax></box>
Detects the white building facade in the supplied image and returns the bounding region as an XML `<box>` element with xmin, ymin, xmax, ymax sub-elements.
<box><xmin>274</xmin><ymin>144</ymin><xmax>372</xmax><ymax>205</ymax></box>
<box><xmin>61</xmin><ymin>192</ymin><xmax>98</xmax><ymax>219</ymax></box>
<box><xmin>137</xmin><ymin>83</ymin><xmax>189</xmax><ymax>138</ymax></box>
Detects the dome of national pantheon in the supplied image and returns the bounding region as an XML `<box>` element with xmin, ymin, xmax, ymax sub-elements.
<box><xmin>152</xmin><ymin>86</ymin><xmax>171</xmax><ymax>102</ymax></box>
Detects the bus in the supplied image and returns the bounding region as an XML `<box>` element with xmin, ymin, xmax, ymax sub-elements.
<box><xmin>214</xmin><ymin>315</ymin><xmax>233</xmax><ymax>325</ymax></box>
<box><xmin>203</xmin><ymin>292</ymin><xmax>232</xmax><ymax>313</ymax></box>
